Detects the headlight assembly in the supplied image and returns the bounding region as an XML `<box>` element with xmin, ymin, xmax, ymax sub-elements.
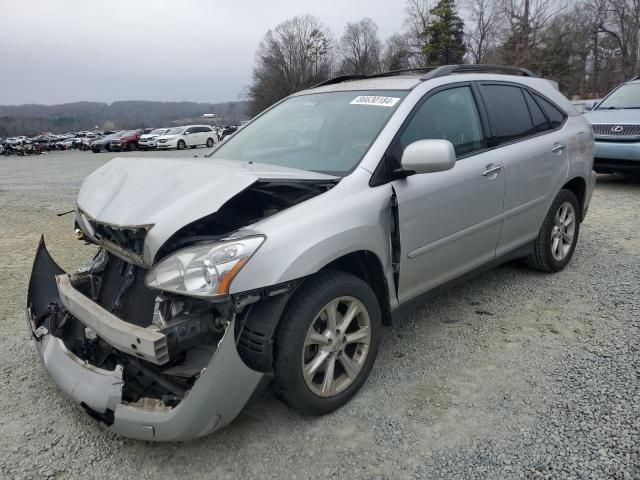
<box><xmin>145</xmin><ymin>236</ymin><xmax>265</xmax><ymax>298</ymax></box>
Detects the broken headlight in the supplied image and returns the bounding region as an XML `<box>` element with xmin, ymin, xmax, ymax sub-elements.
<box><xmin>145</xmin><ymin>236</ymin><xmax>265</xmax><ymax>298</ymax></box>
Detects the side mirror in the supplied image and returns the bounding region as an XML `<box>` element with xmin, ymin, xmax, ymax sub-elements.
<box><xmin>583</xmin><ymin>101</ymin><xmax>597</xmax><ymax>111</ymax></box>
<box><xmin>399</xmin><ymin>139</ymin><xmax>456</xmax><ymax>176</ymax></box>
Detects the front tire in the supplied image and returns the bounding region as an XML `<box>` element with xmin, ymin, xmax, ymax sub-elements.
<box><xmin>177</xmin><ymin>140</ymin><xmax>186</xmax><ymax>150</ymax></box>
<box><xmin>128</xmin><ymin>142</ymin><xmax>137</xmax><ymax>151</ymax></box>
<box><xmin>274</xmin><ymin>270</ymin><xmax>381</xmax><ymax>416</ymax></box>
<box><xmin>525</xmin><ymin>189</ymin><xmax>580</xmax><ymax>272</ymax></box>
<box><xmin>206</xmin><ymin>137</ymin><xmax>214</xmax><ymax>147</ymax></box>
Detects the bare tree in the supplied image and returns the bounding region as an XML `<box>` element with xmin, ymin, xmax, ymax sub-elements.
<box><xmin>247</xmin><ymin>15</ymin><xmax>334</xmax><ymax>115</ymax></box>
<box><xmin>403</xmin><ymin>0</ymin><xmax>432</xmax><ymax>66</ymax></box>
<box><xmin>382</xmin><ymin>33</ymin><xmax>413</xmax><ymax>70</ymax></box>
<box><xmin>339</xmin><ymin>18</ymin><xmax>383</xmax><ymax>75</ymax></box>
<box><xmin>499</xmin><ymin>0</ymin><xmax>565</xmax><ymax>67</ymax></box>
<box><xmin>464</xmin><ymin>0</ymin><xmax>503</xmax><ymax>63</ymax></box>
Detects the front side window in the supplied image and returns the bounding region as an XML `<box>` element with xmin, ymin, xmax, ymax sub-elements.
<box><xmin>207</xmin><ymin>90</ymin><xmax>407</xmax><ymax>175</ymax></box>
<box><xmin>596</xmin><ymin>83</ymin><xmax>640</xmax><ymax>110</ymax></box>
<box><xmin>166</xmin><ymin>127</ymin><xmax>185</xmax><ymax>135</ymax></box>
<box><xmin>481</xmin><ymin>84</ymin><xmax>534</xmax><ymax>144</ymax></box>
<box><xmin>392</xmin><ymin>86</ymin><xmax>485</xmax><ymax>162</ymax></box>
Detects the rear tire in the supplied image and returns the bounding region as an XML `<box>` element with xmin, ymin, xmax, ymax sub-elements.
<box><xmin>525</xmin><ymin>189</ymin><xmax>580</xmax><ymax>273</ymax></box>
<box><xmin>273</xmin><ymin>270</ymin><xmax>381</xmax><ymax>416</ymax></box>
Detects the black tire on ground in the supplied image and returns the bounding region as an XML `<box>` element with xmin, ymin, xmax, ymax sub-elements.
<box><xmin>206</xmin><ymin>138</ymin><xmax>214</xmax><ymax>147</ymax></box>
<box><xmin>273</xmin><ymin>270</ymin><xmax>381</xmax><ymax>416</ymax></box>
<box><xmin>190</xmin><ymin>145</ymin><xmax>197</xmax><ymax>149</ymax></box>
<box><xmin>91</xmin><ymin>149</ymin><xmax>100</xmax><ymax>153</ymax></box>
<box><xmin>177</xmin><ymin>140</ymin><xmax>186</xmax><ymax>150</ymax></box>
<box><xmin>525</xmin><ymin>189</ymin><xmax>581</xmax><ymax>273</ymax></box>
<box><xmin>128</xmin><ymin>142</ymin><xmax>137</xmax><ymax>151</ymax></box>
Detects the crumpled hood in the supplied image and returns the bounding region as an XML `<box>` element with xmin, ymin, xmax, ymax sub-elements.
<box><xmin>77</xmin><ymin>156</ymin><xmax>337</xmax><ymax>264</ymax></box>
<box><xmin>583</xmin><ymin>109</ymin><xmax>640</xmax><ymax>124</ymax></box>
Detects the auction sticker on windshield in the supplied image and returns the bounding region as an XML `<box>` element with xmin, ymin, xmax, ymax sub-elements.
<box><xmin>350</xmin><ymin>96</ymin><xmax>401</xmax><ymax>107</ymax></box>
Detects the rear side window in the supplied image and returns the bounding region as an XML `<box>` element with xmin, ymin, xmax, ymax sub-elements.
<box><xmin>481</xmin><ymin>84</ymin><xmax>534</xmax><ymax>144</ymax></box>
<box><xmin>533</xmin><ymin>93</ymin><xmax>566</xmax><ymax>128</ymax></box>
<box><xmin>523</xmin><ymin>90</ymin><xmax>550</xmax><ymax>133</ymax></box>
<box><xmin>396</xmin><ymin>86</ymin><xmax>485</xmax><ymax>158</ymax></box>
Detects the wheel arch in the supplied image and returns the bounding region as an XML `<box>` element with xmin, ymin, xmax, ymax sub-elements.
<box><xmin>561</xmin><ymin>176</ymin><xmax>587</xmax><ymax>221</ymax></box>
<box><xmin>319</xmin><ymin>250</ymin><xmax>392</xmax><ymax>326</ymax></box>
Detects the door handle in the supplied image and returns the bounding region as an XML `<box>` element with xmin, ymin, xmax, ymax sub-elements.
<box><xmin>482</xmin><ymin>164</ymin><xmax>503</xmax><ymax>177</ymax></box>
<box><xmin>551</xmin><ymin>143</ymin><xmax>566</xmax><ymax>153</ymax></box>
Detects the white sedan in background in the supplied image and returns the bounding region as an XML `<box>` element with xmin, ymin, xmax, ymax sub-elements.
<box><xmin>156</xmin><ymin>125</ymin><xmax>218</xmax><ymax>150</ymax></box>
<box><xmin>138</xmin><ymin>128</ymin><xmax>170</xmax><ymax>150</ymax></box>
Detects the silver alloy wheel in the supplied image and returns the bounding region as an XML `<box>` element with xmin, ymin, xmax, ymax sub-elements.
<box><xmin>551</xmin><ymin>201</ymin><xmax>576</xmax><ymax>261</ymax></box>
<box><xmin>301</xmin><ymin>296</ymin><xmax>371</xmax><ymax>398</ymax></box>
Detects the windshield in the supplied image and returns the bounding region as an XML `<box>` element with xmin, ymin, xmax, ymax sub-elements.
<box><xmin>166</xmin><ymin>127</ymin><xmax>186</xmax><ymax>135</ymax></box>
<box><xmin>206</xmin><ymin>90</ymin><xmax>408</xmax><ymax>175</ymax></box>
<box><xmin>149</xmin><ymin>128</ymin><xmax>167</xmax><ymax>135</ymax></box>
<box><xmin>597</xmin><ymin>83</ymin><xmax>640</xmax><ymax>109</ymax></box>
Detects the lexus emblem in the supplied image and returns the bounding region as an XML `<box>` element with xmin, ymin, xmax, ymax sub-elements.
<box><xmin>611</xmin><ymin>125</ymin><xmax>624</xmax><ymax>133</ymax></box>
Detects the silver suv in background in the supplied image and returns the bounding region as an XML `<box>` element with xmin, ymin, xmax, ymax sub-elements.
<box><xmin>28</xmin><ymin>64</ymin><xmax>594</xmax><ymax>441</ymax></box>
<box><xmin>583</xmin><ymin>77</ymin><xmax>640</xmax><ymax>173</ymax></box>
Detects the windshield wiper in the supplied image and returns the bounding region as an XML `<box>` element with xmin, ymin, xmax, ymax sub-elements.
<box><xmin>599</xmin><ymin>106</ymin><xmax>620</xmax><ymax>110</ymax></box>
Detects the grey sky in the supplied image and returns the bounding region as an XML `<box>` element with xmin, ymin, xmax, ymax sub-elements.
<box><xmin>0</xmin><ymin>0</ymin><xmax>407</xmax><ymax>105</ymax></box>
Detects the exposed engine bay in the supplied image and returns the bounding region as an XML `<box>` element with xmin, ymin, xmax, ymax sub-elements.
<box><xmin>29</xmin><ymin>178</ymin><xmax>334</xmax><ymax>423</ymax></box>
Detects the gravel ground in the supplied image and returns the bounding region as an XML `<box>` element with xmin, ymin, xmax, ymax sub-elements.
<box><xmin>0</xmin><ymin>150</ymin><xmax>639</xmax><ymax>480</ymax></box>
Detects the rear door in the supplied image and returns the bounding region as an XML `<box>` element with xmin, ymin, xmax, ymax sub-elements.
<box><xmin>391</xmin><ymin>84</ymin><xmax>505</xmax><ymax>304</ymax></box>
<box><xmin>477</xmin><ymin>83</ymin><xmax>569</xmax><ymax>256</ymax></box>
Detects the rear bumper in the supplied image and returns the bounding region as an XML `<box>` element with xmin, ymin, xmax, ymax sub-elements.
<box><xmin>27</xmin><ymin>238</ymin><xmax>264</xmax><ymax>441</ymax></box>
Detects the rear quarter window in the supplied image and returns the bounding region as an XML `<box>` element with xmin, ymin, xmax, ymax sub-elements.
<box><xmin>533</xmin><ymin>93</ymin><xmax>567</xmax><ymax>128</ymax></box>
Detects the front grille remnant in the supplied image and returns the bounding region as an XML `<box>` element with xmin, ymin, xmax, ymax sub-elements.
<box><xmin>592</xmin><ymin>124</ymin><xmax>640</xmax><ymax>137</ymax></box>
<box><xmin>88</xmin><ymin>221</ymin><xmax>147</xmax><ymax>256</ymax></box>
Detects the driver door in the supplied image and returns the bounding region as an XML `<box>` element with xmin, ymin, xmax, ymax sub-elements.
<box><xmin>390</xmin><ymin>84</ymin><xmax>505</xmax><ymax>304</ymax></box>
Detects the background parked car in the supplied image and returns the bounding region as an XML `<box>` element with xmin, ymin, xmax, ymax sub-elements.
<box><xmin>90</xmin><ymin>131</ymin><xmax>125</xmax><ymax>153</ymax></box>
<box><xmin>219</xmin><ymin>125</ymin><xmax>238</xmax><ymax>141</ymax></box>
<box><xmin>583</xmin><ymin>76</ymin><xmax>640</xmax><ymax>174</ymax></box>
<box><xmin>138</xmin><ymin>128</ymin><xmax>170</xmax><ymax>150</ymax></box>
<box><xmin>156</xmin><ymin>125</ymin><xmax>218</xmax><ymax>150</ymax></box>
<box><xmin>109</xmin><ymin>129</ymin><xmax>147</xmax><ymax>152</ymax></box>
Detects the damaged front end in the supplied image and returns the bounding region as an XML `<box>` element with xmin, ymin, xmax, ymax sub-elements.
<box><xmin>27</xmin><ymin>238</ymin><xmax>264</xmax><ymax>441</ymax></box>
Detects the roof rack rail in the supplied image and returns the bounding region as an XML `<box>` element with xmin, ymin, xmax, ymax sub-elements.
<box><xmin>312</xmin><ymin>74</ymin><xmax>367</xmax><ymax>88</ymax></box>
<box><xmin>421</xmin><ymin>64</ymin><xmax>537</xmax><ymax>80</ymax></box>
<box><xmin>630</xmin><ymin>75</ymin><xmax>640</xmax><ymax>81</ymax></box>
<box><xmin>313</xmin><ymin>68</ymin><xmax>440</xmax><ymax>88</ymax></box>
<box><xmin>312</xmin><ymin>64</ymin><xmax>538</xmax><ymax>89</ymax></box>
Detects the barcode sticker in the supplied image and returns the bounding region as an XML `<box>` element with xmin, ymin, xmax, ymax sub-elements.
<box><xmin>350</xmin><ymin>96</ymin><xmax>400</xmax><ymax>107</ymax></box>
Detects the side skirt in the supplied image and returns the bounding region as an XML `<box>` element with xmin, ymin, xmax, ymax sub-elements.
<box><xmin>391</xmin><ymin>241</ymin><xmax>535</xmax><ymax>323</ymax></box>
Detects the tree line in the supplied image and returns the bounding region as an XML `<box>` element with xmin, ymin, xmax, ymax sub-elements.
<box><xmin>246</xmin><ymin>0</ymin><xmax>640</xmax><ymax>115</ymax></box>
<box><xmin>0</xmin><ymin>100</ymin><xmax>250</xmax><ymax>137</ymax></box>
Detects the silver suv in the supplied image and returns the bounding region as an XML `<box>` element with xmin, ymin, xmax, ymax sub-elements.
<box><xmin>28</xmin><ymin>65</ymin><xmax>595</xmax><ymax>441</ymax></box>
<box><xmin>583</xmin><ymin>76</ymin><xmax>640</xmax><ymax>173</ymax></box>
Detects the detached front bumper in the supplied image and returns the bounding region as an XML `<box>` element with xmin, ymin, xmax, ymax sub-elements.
<box><xmin>27</xmin><ymin>238</ymin><xmax>264</xmax><ymax>441</ymax></box>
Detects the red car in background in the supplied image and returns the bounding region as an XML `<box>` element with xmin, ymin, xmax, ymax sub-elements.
<box><xmin>109</xmin><ymin>128</ymin><xmax>153</xmax><ymax>151</ymax></box>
